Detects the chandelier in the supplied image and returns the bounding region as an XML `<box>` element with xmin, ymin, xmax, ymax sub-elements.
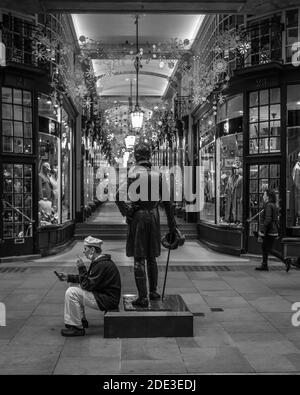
<box><xmin>130</xmin><ymin>15</ymin><xmax>144</xmax><ymax>130</ymax></box>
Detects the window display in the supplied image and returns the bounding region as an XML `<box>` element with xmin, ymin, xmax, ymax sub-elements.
<box><xmin>199</xmin><ymin>112</ymin><xmax>216</xmax><ymax>223</ymax></box>
<box><xmin>218</xmin><ymin>134</ymin><xmax>243</xmax><ymax>225</ymax></box>
<box><xmin>217</xmin><ymin>94</ymin><xmax>243</xmax><ymax>226</ymax></box>
<box><xmin>287</xmin><ymin>84</ymin><xmax>300</xmax><ymax>228</ymax></box>
<box><xmin>2</xmin><ymin>87</ymin><xmax>33</xmax><ymax>154</ymax></box>
<box><xmin>38</xmin><ymin>133</ymin><xmax>59</xmax><ymax>226</ymax></box>
<box><xmin>61</xmin><ymin>109</ymin><xmax>72</xmax><ymax>222</ymax></box>
<box><xmin>38</xmin><ymin>94</ymin><xmax>73</xmax><ymax>226</ymax></box>
<box><xmin>249</xmin><ymin>88</ymin><xmax>281</xmax><ymax>154</ymax></box>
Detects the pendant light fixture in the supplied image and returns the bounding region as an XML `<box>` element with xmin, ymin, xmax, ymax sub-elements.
<box><xmin>130</xmin><ymin>15</ymin><xmax>144</xmax><ymax>130</ymax></box>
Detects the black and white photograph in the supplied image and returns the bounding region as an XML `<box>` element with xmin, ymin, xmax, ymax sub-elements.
<box><xmin>1</xmin><ymin>0</ymin><xmax>300</xmax><ymax>380</ymax></box>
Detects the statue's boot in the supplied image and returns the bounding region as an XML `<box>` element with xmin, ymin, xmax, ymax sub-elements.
<box><xmin>147</xmin><ymin>258</ymin><xmax>161</xmax><ymax>300</ymax></box>
<box><xmin>132</xmin><ymin>259</ymin><xmax>149</xmax><ymax>308</ymax></box>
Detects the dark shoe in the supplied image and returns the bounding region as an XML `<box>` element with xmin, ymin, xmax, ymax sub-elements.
<box><xmin>61</xmin><ymin>326</ymin><xmax>85</xmax><ymax>337</ymax></box>
<box><xmin>149</xmin><ymin>291</ymin><xmax>161</xmax><ymax>300</ymax></box>
<box><xmin>255</xmin><ymin>264</ymin><xmax>269</xmax><ymax>271</ymax></box>
<box><xmin>65</xmin><ymin>319</ymin><xmax>88</xmax><ymax>329</ymax></box>
<box><xmin>132</xmin><ymin>297</ymin><xmax>149</xmax><ymax>308</ymax></box>
<box><xmin>81</xmin><ymin>319</ymin><xmax>89</xmax><ymax>328</ymax></box>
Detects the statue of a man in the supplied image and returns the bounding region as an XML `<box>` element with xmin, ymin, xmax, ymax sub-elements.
<box><xmin>116</xmin><ymin>141</ymin><xmax>177</xmax><ymax>307</ymax></box>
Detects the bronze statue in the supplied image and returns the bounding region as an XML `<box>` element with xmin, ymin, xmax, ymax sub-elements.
<box><xmin>116</xmin><ymin>141</ymin><xmax>178</xmax><ymax>307</ymax></box>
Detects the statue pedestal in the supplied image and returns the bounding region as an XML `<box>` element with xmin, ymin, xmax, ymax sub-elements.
<box><xmin>104</xmin><ymin>294</ymin><xmax>193</xmax><ymax>338</ymax></box>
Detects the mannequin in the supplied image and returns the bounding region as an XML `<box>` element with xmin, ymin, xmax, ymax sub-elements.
<box><xmin>292</xmin><ymin>152</ymin><xmax>300</xmax><ymax>226</ymax></box>
<box><xmin>225</xmin><ymin>161</ymin><xmax>243</xmax><ymax>223</ymax></box>
<box><xmin>39</xmin><ymin>162</ymin><xmax>53</xmax><ymax>201</ymax></box>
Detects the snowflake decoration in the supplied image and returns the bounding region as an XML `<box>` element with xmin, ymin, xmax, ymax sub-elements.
<box><xmin>212</xmin><ymin>59</ymin><xmax>228</xmax><ymax>74</ymax></box>
<box><xmin>217</xmin><ymin>93</ymin><xmax>225</xmax><ymax>105</ymax></box>
<box><xmin>238</xmin><ymin>42</ymin><xmax>251</xmax><ymax>55</ymax></box>
<box><xmin>75</xmin><ymin>84</ymin><xmax>89</xmax><ymax>98</ymax></box>
<box><xmin>83</xmin><ymin>97</ymin><xmax>92</xmax><ymax>110</ymax></box>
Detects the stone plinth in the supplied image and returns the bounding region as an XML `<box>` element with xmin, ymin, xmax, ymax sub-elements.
<box><xmin>104</xmin><ymin>294</ymin><xmax>193</xmax><ymax>338</ymax></box>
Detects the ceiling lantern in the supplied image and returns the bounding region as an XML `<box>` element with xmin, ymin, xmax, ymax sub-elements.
<box><xmin>130</xmin><ymin>105</ymin><xmax>144</xmax><ymax>130</ymax></box>
<box><xmin>125</xmin><ymin>135</ymin><xmax>136</xmax><ymax>149</ymax></box>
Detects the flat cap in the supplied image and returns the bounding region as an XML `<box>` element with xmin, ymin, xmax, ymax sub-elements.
<box><xmin>84</xmin><ymin>236</ymin><xmax>103</xmax><ymax>248</ymax></box>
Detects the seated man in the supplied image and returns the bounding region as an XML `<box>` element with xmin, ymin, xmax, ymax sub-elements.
<box><xmin>57</xmin><ymin>236</ymin><xmax>121</xmax><ymax>337</ymax></box>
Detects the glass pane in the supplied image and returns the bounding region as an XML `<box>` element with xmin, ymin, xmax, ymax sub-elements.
<box><xmin>3</xmin><ymin>136</ymin><xmax>13</xmax><ymax>152</ymax></box>
<box><xmin>23</xmin><ymin>107</ymin><xmax>32</xmax><ymax>122</ymax></box>
<box><xmin>260</xmin><ymin>90</ymin><xmax>269</xmax><ymax>106</ymax></box>
<box><xmin>24</xmin><ymin>123</ymin><xmax>32</xmax><ymax>138</ymax></box>
<box><xmin>250</xmin><ymin>165</ymin><xmax>258</xmax><ymax>178</ymax></box>
<box><xmin>24</xmin><ymin>139</ymin><xmax>32</xmax><ymax>154</ymax></box>
<box><xmin>14</xmin><ymin>224</ymin><xmax>24</xmax><ymax>238</ymax></box>
<box><xmin>260</xmin><ymin>106</ymin><xmax>269</xmax><ymax>121</ymax></box>
<box><xmin>270</xmin><ymin>137</ymin><xmax>280</xmax><ymax>152</ymax></box>
<box><xmin>3</xmin><ymin>178</ymin><xmax>13</xmax><ymax>193</ymax></box>
<box><xmin>250</xmin><ymin>123</ymin><xmax>258</xmax><ymax>138</ymax></box>
<box><xmin>249</xmin><ymin>139</ymin><xmax>258</xmax><ymax>154</ymax></box>
<box><xmin>13</xmin><ymin>89</ymin><xmax>22</xmax><ymax>105</ymax></box>
<box><xmin>270</xmin><ymin>121</ymin><xmax>281</xmax><ymax>136</ymax></box>
<box><xmin>14</xmin><ymin>138</ymin><xmax>23</xmax><ymax>153</ymax></box>
<box><xmin>2</xmin><ymin>120</ymin><xmax>13</xmax><ymax>136</ymax></box>
<box><xmin>14</xmin><ymin>164</ymin><xmax>23</xmax><ymax>178</ymax></box>
<box><xmin>270</xmin><ymin>88</ymin><xmax>280</xmax><ymax>104</ymax></box>
<box><xmin>250</xmin><ymin>91</ymin><xmax>259</xmax><ymax>107</ymax></box>
<box><xmin>270</xmin><ymin>104</ymin><xmax>281</xmax><ymax>120</ymax></box>
<box><xmin>14</xmin><ymin>179</ymin><xmax>23</xmax><ymax>194</ymax></box>
<box><xmin>2</xmin><ymin>87</ymin><xmax>12</xmax><ymax>103</ymax></box>
<box><xmin>270</xmin><ymin>164</ymin><xmax>280</xmax><ymax>178</ymax></box>
<box><xmin>24</xmin><ymin>194</ymin><xmax>32</xmax><ymax>207</ymax></box>
<box><xmin>14</xmin><ymin>194</ymin><xmax>23</xmax><ymax>208</ymax></box>
<box><xmin>2</xmin><ymin>103</ymin><xmax>13</xmax><ymax>119</ymax></box>
<box><xmin>13</xmin><ymin>105</ymin><xmax>23</xmax><ymax>121</ymax></box>
<box><xmin>250</xmin><ymin>180</ymin><xmax>258</xmax><ymax>193</ymax></box>
<box><xmin>260</xmin><ymin>165</ymin><xmax>269</xmax><ymax>178</ymax></box>
<box><xmin>14</xmin><ymin>121</ymin><xmax>23</xmax><ymax>137</ymax></box>
<box><xmin>3</xmin><ymin>210</ymin><xmax>13</xmax><ymax>222</ymax></box>
<box><xmin>259</xmin><ymin>179</ymin><xmax>269</xmax><ymax>192</ymax></box>
<box><xmin>23</xmin><ymin>91</ymin><xmax>32</xmax><ymax>106</ymax></box>
<box><xmin>259</xmin><ymin>138</ymin><xmax>270</xmax><ymax>153</ymax></box>
<box><xmin>250</xmin><ymin>107</ymin><xmax>259</xmax><ymax>122</ymax></box>
<box><xmin>259</xmin><ymin>122</ymin><xmax>269</xmax><ymax>137</ymax></box>
<box><xmin>24</xmin><ymin>178</ymin><xmax>32</xmax><ymax>193</ymax></box>
<box><xmin>24</xmin><ymin>165</ymin><xmax>32</xmax><ymax>177</ymax></box>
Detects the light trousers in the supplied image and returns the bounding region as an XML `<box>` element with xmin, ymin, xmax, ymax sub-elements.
<box><xmin>64</xmin><ymin>284</ymin><xmax>99</xmax><ymax>328</ymax></box>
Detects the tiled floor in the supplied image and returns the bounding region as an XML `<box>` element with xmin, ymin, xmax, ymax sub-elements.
<box><xmin>1</xmin><ymin>240</ymin><xmax>300</xmax><ymax>374</ymax></box>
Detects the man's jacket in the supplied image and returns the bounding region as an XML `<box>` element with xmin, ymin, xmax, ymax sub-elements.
<box><xmin>67</xmin><ymin>254</ymin><xmax>121</xmax><ymax>311</ymax></box>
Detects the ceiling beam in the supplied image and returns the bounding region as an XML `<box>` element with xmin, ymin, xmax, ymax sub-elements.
<box><xmin>2</xmin><ymin>0</ymin><xmax>246</xmax><ymax>14</ymax></box>
<box><xmin>97</xmin><ymin>70</ymin><xmax>170</xmax><ymax>80</ymax></box>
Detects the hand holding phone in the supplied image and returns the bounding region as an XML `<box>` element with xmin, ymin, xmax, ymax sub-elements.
<box><xmin>54</xmin><ymin>271</ymin><xmax>66</xmax><ymax>281</ymax></box>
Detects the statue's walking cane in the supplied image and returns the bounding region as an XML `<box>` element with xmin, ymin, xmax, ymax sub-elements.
<box><xmin>162</xmin><ymin>246</ymin><xmax>171</xmax><ymax>302</ymax></box>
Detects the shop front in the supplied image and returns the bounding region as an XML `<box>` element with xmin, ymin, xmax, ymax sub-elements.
<box><xmin>195</xmin><ymin>65</ymin><xmax>300</xmax><ymax>258</ymax></box>
<box><xmin>0</xmin><ymin>77</ymin><xmax>77</xmax><ymax>257</ymax></box>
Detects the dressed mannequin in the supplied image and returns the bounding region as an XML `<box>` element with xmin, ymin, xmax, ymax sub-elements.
<box><xmin>225</xmin><ymin>161</ymin><xmax>243</xmax><ymax>223</ymax></box>
<box><xmin>292</xmin><ymin>152</ymin><xmax>300</xmax><ymax>226</ymax></box>
<box><xmin>39</xmin><ymin>162</ymin><xmax>53</xmax><ymax>201</ymax></box>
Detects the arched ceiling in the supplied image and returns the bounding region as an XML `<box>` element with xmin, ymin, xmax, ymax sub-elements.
<box><xmin>72</xmin><ymin>14</ymin><xmax>204</xmax><ymax>100</ymax></box>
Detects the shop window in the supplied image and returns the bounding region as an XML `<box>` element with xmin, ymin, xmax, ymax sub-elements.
<box><xmin>249</xmin><ymin>88</ymin><xmax>281</xmax><ymax>154</ymax></box>
<box><xmin>2</xmin><ymin>164</ymin><xmax>33</xmax><ymax>239</ymax></box>
<box><xmin>287</xmin><ymin>84</ymin><xmax>300</xmax><ymax>228</ymax></box>
<box><xmin>248</xmin><ymin>14</ymin><xmax>282</xmax><ymax>66</ymax></box>
<box><xmin>216</xmin><ymin>95</ymin><xmax>244</xmax><ymax>227</ymax></box>
<box><xmin>199</xmin><ymin>115</ymin><xmax>215</xmax><ymax>223</ymax></box>
<box><xmin>285</xmin><ymin>9</ymin><xmax>300</xmax><ymax>63</ymax></box>
<box><xmin>248</xmin><ymin>164</ymin><xmax>280</xmax><ymax>236</ymax></box>
<box><xmin>61</xmin><ymin>109</ymin><xmax>72</xmax><ymax>222</ymax></box>
<box><xmin>217</xmin><ymin>133</ymin><xmax>243</xmax><ymax>226</ymax></box>
<box><xmin>2</xmin><ymin>87</ymin><xmax>33</xmax><ymax>154</ymax></box>
<box><xmin>38</xmin><ymin>131</ymin><xmax>60</xmax><ymax>226</ymax></box>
